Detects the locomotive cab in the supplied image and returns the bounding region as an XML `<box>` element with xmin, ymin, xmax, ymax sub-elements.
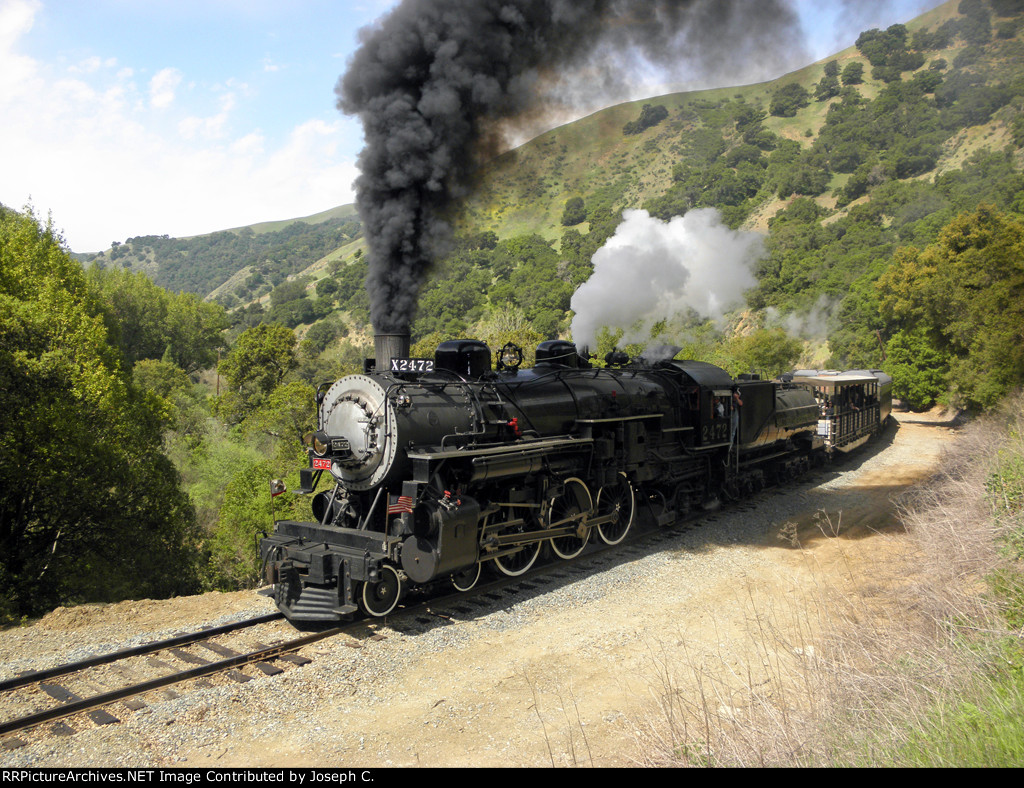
<box><xmin>659</xmin><ymin>360</ymin><xmax>734</xmax><ymax>448</ymax></box>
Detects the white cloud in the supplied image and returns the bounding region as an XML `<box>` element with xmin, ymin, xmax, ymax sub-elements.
<box><xmin>0</xmin><ymin>2</ymin><xmax>359</xmax><ymax>252</ymax></box>
<box><xmin>69</xmin><ymin>55</ymin><xmax>100</xmax><ymax>74</ymax></box>
<box><xmin>149</xmin><ymin>66</ymin><xmax>182</xmax><ymax>109</ymax></box>
<box><xmin>0</xmin><ymin>0</ymin><xmax>41</xmax><ymax>103</ymax></box>
<box><xmin>230</xmin><ymin>131</ymin><xmax>265</xmax><ymax>157</ymax></box>
<box><xmin>0</xmin><ymin>0</ymin><xmax>36</xmax><ymax>45</ymax></box>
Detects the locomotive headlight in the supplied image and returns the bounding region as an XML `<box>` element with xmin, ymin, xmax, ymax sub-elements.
<box><xmin>312</xmin><ymin>430</ymin><xmax>330</xmax><ymax>457</ymax></box>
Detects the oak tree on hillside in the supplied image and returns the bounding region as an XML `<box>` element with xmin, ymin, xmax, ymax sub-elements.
<box><xmin>217</xmin><ymin>322</ymin><xmax>299</xmax><ymax>423</ymax></box>
<box><xmin>0</xmin><ymin>208</ymin><xmax>200</xmax><ymax>620</ymax></box>
<box><xmin>769</xmin><ymin>83</ymin><xmax>810</xmax><ymax>117</ymax></box>
<box><xmin>878</xmin><ymin>206</ymin><xmax>1024</xmax><ymax>409</ymax></box>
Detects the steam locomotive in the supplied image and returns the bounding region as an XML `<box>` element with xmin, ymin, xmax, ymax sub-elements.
<box><xmin>259</xmin><ymin>334</ymin><xmax>891</xmax><ymax>622</ymax></box>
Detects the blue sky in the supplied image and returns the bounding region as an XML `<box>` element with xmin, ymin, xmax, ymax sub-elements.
<box><xmin>0</xmin><ymin>0</ymin><xmax>943</xmax><ymax>252</ymax></box>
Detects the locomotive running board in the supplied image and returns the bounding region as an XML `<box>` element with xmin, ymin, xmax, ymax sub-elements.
<box><xmin>576</xmin><ymin>414</ymin><xmax>663</xmax><ymax>424</ymax></box>
<box><xmin>407</xmin><ymin>435</ymin><xmax>592</xmax><ymax>460</ymax></box>
<box><xmin>736</xmin><ymin>448</ymin><xmax>797</xmax><ymax>467</ymax></box>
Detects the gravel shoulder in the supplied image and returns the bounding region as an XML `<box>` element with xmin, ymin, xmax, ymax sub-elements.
<box><xmin>0</xmin><ymin>410</ymin><xmax>958</xmax><ymax>768</ymax></box>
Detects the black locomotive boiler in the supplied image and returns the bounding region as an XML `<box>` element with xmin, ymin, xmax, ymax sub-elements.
<box><xmin>259</xmin><ymin>335</ymin><xmax>891</xmax><ymax>622</ymax></box>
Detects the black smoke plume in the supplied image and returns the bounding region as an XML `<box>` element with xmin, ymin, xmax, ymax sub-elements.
<box><xmin>337</xmin><ymin>0</ymin><xmax>804</xmax><ymax>334</ymax></box>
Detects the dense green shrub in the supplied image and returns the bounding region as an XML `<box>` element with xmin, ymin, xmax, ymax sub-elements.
<box><xmin>623</xmin><ymin>103</ymin><xmax>668</xmax><ymax>135</ymax></box>
<box><xmin>770</xmin><ymin>83</ymin><xmax>810</xmax><ymax>117</ymax></box>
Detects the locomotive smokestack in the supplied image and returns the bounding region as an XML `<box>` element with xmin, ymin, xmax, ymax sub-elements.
<box><xmin>375</xmin><ymin>331</ymin><xmax>411</xmax><ymax>373</ymax></box>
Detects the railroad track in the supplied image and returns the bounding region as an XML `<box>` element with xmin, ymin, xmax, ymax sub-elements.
<box><xmin>0</xmin><ymin>502</ymin><xmax>706</xmax><ymax>750</ymax></box>
<box><xmin>0</xmin><ymin>612</ymin><xmax>348</xmax><ymax>748</ymax></box>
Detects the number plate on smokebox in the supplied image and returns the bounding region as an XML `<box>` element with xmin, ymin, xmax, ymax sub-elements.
<box><xmin>390</xmin><ymin>357</ymin><xmax>434</xmax><ymax>373</ymax></box>
<box><xmin>312</xmin><ymin>458</ymin><xmax>332</xmax><ymax>470</ymax></box>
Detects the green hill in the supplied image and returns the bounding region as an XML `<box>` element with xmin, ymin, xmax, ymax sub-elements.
<box><xmin>86</xmin><ymin>2</ymin><xmax>978</xmax><ymax>295</ymax></box>
<box><xmin>88</xmin><ymin>206</ymin><xmax>363</xmax><ymax>302</ymax></box>
<box><xmin>227</xmin><ymin>203</ymin><xmax>359</xmax><ymax>236</ymax></box>
<box><xmin>89</xmin><ymin>0</ymin><xmax>1024</xmax><ymax>408</ymax></box>
<box><xmin>462</xmin><ymin>0</ymin><xmax>1007</xmax><ymax>240</ymax></box>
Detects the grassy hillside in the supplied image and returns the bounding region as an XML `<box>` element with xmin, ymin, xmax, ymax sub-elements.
<box><xmin>226</xmin><ymin>203</ymin><xmax>359</xmax><ymax>236</ymax></box>
<box><xmin>306</xmin><ymin>0</ymin><xmax>1024</xmax><ymax>351</ymax></box>
<box><xmin>88</xmin><ymin>207</ymin><xmax>363</xmax><ymax>301</ymax></box>
<box><xmin>86</xmin><ymin>0</ymin><xmax>1024</xmax><ymax>410</ymax></box>
<box><xmin>463</xmin><ymin>0</ymin><xmax>1007</xmax><ymax>241</ymax></box>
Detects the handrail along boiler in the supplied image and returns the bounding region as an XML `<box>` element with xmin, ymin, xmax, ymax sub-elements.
<box><xmin>259</xmin><ymin>335</ymin><xmax>892</xmax><ymax>622</ymax></box>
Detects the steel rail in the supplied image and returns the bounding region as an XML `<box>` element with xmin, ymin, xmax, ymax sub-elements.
<box><xmin>0</xmin><ymin>624</ymin><xmax>341</xmax><ymax>737</ymax></box>
<box><xmin>0</xmin><ymin>612</ymin><xmax>283</xmax><ymax>693</ymax></box>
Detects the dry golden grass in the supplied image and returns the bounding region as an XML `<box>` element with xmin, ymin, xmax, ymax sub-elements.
<box><xmin>630</xmin><ymin>398</ymin><xmax>1024</xmax><ymax>766</ymax></box>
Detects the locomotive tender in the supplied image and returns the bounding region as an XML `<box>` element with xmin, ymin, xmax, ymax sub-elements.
<box><xmin>259</xmin><ymin>334</ymin><xmax>891</xmax><ymax>622</ymax></box>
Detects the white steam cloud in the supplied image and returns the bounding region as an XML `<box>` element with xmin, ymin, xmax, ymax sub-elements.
<box><xmin>569</xmin><ymin>208</ymin><xmax>764</xmax><ymax>350</ymax></box>
<box><xmin>765</xmin><ymin>293</ymin><xmax>840</xmax><ymax>340</ymax></box>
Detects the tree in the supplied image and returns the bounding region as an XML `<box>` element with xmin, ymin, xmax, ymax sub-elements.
<box><xmin>991</xmin><ymin>0</ymin><xmax>1024</xmax><ymax>16</ymax></box>
<box><xmin>486</xmin><ymin>234</ymin><xmax>572</xmax><ymax>337</ymax></box>
<box><xmin>727</xmin><ymin>328</ymin><xmax>803</xmax><ymax>378</ymax></box>
<box><xmin>269</xmin><ymin>277</ymin><xmax>309</xmax><ymax>307</ymax></box>
<box><xmin>841</xmin><ymin>61</ymin><xmax>865</xmax><ymax>85</ymax></box>
<box><xmin>623</xmin><ymin>103</ymin><xmax>668</xmax><ymax>135</ymax></box>
<box><xmin>164</xmin><ymin>292</ymin><xmax>229</xmax><ymax>372</ymax></box>
<box><xmin>958</xmin><ymin>0</ymin><xmax>992</xmax><ymax>45</ymax></box>
<box><xmin>473</xmin><ymin>304</ymin><xmax>545</xmax><ymax>367</ymax></box>
<box><xmin>87</xmin><ymin>266</ymin><xmax>227</xmax><ymax>372</ymax></box>
<box><xmin>412</xmin><ymin>256</ymin><xmax>490</xmax><ymax>338</ymax></box>
<box><xmin>561</xmin><ymin>196</ymin><xmax>586</xmax><ymax>226</ymax></box>
<box><xmin>315</xmin><ymin>277</ymin><xmax>338</xmax><ymax>298</ymax></box>
<box><xmin>244</xmin><ymin>380</ymin><xmax>316</xmax><ymax>447</ymax></box>
<box><xmin>878</xmin><ymin>206</ymin><xmax>1024</xmax><ymax>409</ymax></box>
<box><xmin>883</xmin><ymin>329</ymin><xmax>950</xmax><ymax>410</ymax></box>
<box><xmin>0</xmin><ymin>208</ymin><xmax>200</xmax><ymax>620</ymax></box>
<box><xmin>815</xmin><ymin>74</ymin><xmax>841</xmax><ymax>101</ymax></box>
<box><xmin>855</xmin><ymin>25</ymin><xmax>909</xmax><ymax>67</ymax></box>
<box><xmin>303</xmin><ymin>317</ymin><xmax>347</xmax><ymax>353</ymax></box>
<box><xmin>218</xmin><ymin>323</ymin><xmax>298</xmax><ymax>423</ymax></box>
<box><xmin>769</xmin><ymin>83</ymin><xmax>810</xmax><ymax>117</ymax></box>
<box><xmin>333</xmin><ymin>257</ymin><xmax>371</xmax><ymax>325</ymax></box>
<box><xmin>132</xmin><ymin>358</ymin><xmax>197</xmax><ymax>435</ymax></box>
<box><xmin>204</xmin><ymin>455</ymin><xmax>309</xmax><ymax>590</ymax></box>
